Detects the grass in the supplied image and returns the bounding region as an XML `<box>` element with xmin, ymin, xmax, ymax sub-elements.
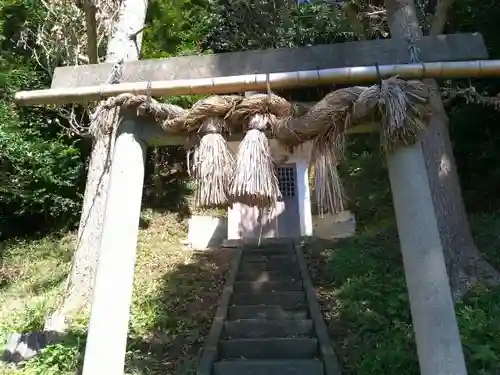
<box><xmin>304</xmin><ymin>211</ymin><xmax>500</xmax><ymax>375</ymax></box>
<box><xmin>0</xmin><ymin>209</ymin><xmax>232</xmax><ymax>375</ymax></box>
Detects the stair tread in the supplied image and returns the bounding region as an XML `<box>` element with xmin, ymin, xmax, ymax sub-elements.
<box><xmin>240</xmin><ymin>258</ymin><xmax>298</xmax><ymax>265</ymax></box>
<box><xmin>220</xmin><ymin>337</ymin><xmax>316</xmax><ymax>342</ymax></box>
<box><xmin>228</xmin><ymin>305</ymin><xmax>309</xmax><ymax>320</ymax></box>
<box><xmin>241</xmin><ymin>254</ymin><xmax>297</xmax><ymax>262</ymax></box>
<box><xmin>240</xmin><ymin>247</ymin><xmax>295</xmax><ymax>254</ymax></box>
<box><xmin>219</xmin><ymin>337</ymin><xmax>318</xmax><ymax>359</ymax></box>
<box><xmin>239</xmin><ymin>261</ymin><xmax>299</xmax><ymax>272</ymax></box>
<box><xmin>214</xmin><ymin>359</ymin><xmax>324</xmax><ymax>375</ymax></box>
<box><xmin>231</xmin><ymin>291</ymin><xmax>306</xmax><ymax>309</ymax></box>
<box><xmin>224</xmin><ymin>319</ymin><xmax>314</xmax><ymax>339</ymax></box>
<box><xmin>237</xmin><ymin>270</ymin><xmax>301</xmax><ymax>281</ymax></box>
<box><xmin>233</xmin><ymin>290</ymin><xmax>305</xmax><ymax>296</ymax></box>
<box><xmin>234</xmin><ymin>280</ymin><xmax>303</xmax><ymax>293</ymax></box>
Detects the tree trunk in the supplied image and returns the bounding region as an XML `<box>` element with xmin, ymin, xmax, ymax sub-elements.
<box><xmin>384</xmin><ymin>0</ymin><xmax>500</xmax><ymax>300</ymax></box>
<box><xmin>44</xmin><ymin>0</ymin><xmax>149</xmax><ymax>332</ymax></box>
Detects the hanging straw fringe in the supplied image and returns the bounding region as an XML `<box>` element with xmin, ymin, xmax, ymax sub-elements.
<box><xmin>189</xmin><ymin>117</ymin><xmax>235</xmax><ymax>208</ymax></box>
<box><xmin>275</xmin><ymin>87</ymin><xmax>362</xmax><ymax>214</ymax></box>
<box><xmin>309</xmin><ymin>118</ymin><xmax>347</xmax><ymax>215</ymax></box>
<box><xmin>231</xmin><ymin>114</ymin><xmax>281</xmax><ymax>207</ymax></box>
<box><xmin>353</xmin><ymin>77</ymin><xmax>432</xmax><ymax>152</ymax></box>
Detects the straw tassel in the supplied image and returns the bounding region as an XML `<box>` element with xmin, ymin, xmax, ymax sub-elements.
<box><xmin>189</xmin><ymin>116</ymin><xmax>235</xmax><ymax>208</ymax></box>
<box><xmin>231</xmin><ymin>114</ymin><xmax>282</xmax><ymax>208</ymax></box>
<box><xmin>310</xmin><ymin>126</ymin><xmax>346</xmax><ymax>215</ymax></box>
<box><xmin>354</xmin><ymin>77</ymin><xmax>432</xmax><ymax>152</ymax></box>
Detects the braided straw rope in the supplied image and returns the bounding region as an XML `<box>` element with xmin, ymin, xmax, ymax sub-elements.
<box><xmin>91</xmin><ymin>77</ymin><xmax>433</xmax><ymax>211</ymax></box>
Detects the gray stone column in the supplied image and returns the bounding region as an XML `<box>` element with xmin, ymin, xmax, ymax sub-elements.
<box><xmin>387</xmin><ymin>142</ymin><xmax>467</xmax><ymax>375</ymax></box>
<box><xmin>81</xmin><ymin>113</ymin><xmax>147</xmax><ymax>375</ymax></box>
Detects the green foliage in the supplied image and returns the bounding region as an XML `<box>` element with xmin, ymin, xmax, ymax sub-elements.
<box><xmin>448</xmin><ymin>103</ymin><xmax>500</xmax><ymax>212</ymax></box>
<box><xmin>23</xmin><ymin>340</ymin><xmax>83</xmax><ymax>375</ymax></box>
<box><xmin>0</xmin><ymin>1</ymin><xmax>85</xmax><ymax>238</ymax></box>
<box><xmin>458</xmin><ymin>286</ymin><xmax>500</xmax><ymax>372</ymax></box>
<box><xmin>142</xmin><ymin>0</ymin><xmax>211</xmax><ymax>58</ymax></box>
<box><xmin>140</xmin><ymin>0</ymin><xmax>211</xmax><ymax>215</ymax></box>
<box><xmin>449</xmin><ymin>0</ymin><xmax>500</xmax><ymax>58</ymax></box>
<box><xmin>289</xmin><ymin>3</ymin><xmax>357</xmax><ymax>46</ymax></box>
<box><xmin>340</xmin><ymin>134</ymin><xmax>394</xmax><ymax>228</ymax></box>
<box><xmin>0</xmin><ymin>0</ymin><xmax>39</xmax><ymax>56</ymax></box>
<box><xmin>442</xmin><ymin>0</ymin><xmax>500</xmax><ymax>213</ymax></box>
<box><xmin>202</xmin><ymin>1</ymin><xmax>357</xmax><ymax>53</ymax></box>
<box><xmin>0</xmin><ymin>233</ymin><xmax>85</xmax><ymax>375</ymax></box>
<box><xmin>305</xmin><ymin>210</ymin><xmax>500</xmax><ymax>375</ymax></box>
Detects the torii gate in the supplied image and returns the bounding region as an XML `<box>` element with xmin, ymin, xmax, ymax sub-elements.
<box><xmin>15</xmin><ymin>33</ymin><xmax>500</xmax><ymax>375</ymax></box>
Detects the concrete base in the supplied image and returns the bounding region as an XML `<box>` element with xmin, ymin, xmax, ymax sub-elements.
<box><xmin>312</xmin><ymin>211</ymin><xmax>356</xmax><ymax>239</ymax></box>
<box><xmin>189</xmin><ymin>212</ymin><xmax>355</xmax><ymax>248</ymax></box>
<box><xmin>187</xmin><ymin>216</ymin><xmax>227</xmax><ymax>250</ymax></box>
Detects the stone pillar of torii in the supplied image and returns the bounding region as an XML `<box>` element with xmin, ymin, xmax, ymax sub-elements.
<box><xmin>14</xmin><ymin>31</ymin><xmax>498</xmax><ymax>375</ymax></box>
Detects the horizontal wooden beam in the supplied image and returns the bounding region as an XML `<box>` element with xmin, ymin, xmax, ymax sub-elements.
<box><xmin>51</xmin><ymin>33</ymin><xmax>488</xmax><ymax>89</ymax></box>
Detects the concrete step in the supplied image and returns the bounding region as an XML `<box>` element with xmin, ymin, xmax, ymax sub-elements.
<box><xmin>234</xmin><ymin>280</ymin><xmax>303</xmax><ymax>293</ymax></box>
<box><xmin>228</xmin><ymin>305</ymin><xmax>309</xmax><ymax>320</ymax></box>
<box><xmin>224</xmin><ymin>319</ymin><xmax>314</xmax><ymax>339</ymax></box>
<box><xmin>237</xmin><ymin>269</ymin><xmax>301</xmax><ymax>282</ymax></box>
<box><xmin>219</xmin><ymin>337</ymin><xmax>318</xmax><ymax>359</ymax></box>
<box><xmin>241</xmin><ymin>253</ymin><xmax>297</xmax><ymax>263</ymax></box>
<box><xmin>239</xmin><ymin>260</ymin><xmax>299</xmax><ymax>272</ymax></box>
<box><xmin>231</xmin><ymin>291</ymin><xmax>306</xmax><ymax>309</ymax></box>
<box><xmin>241</xmin><ymin>245</ymin><xmax>295</xmax><ymax>254</ymax></box>
<box><xmin>213</xmin><ymin>359</ymin><xmax>324</xmax><ymax>375</ymax></box>
<box><xmin>223</xmin><ymin>238</ymin><xmax>293</xmax><ymax>249</ymax></box>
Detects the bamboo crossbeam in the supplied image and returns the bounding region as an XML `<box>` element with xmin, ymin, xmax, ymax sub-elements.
<box><xmin>15</xmin><ymin>60</ymin><xmax>500</xmax><ymax>106</ymax></box>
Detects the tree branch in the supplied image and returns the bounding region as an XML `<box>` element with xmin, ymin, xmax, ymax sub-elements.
<box><xmin>430</xmin><ymin>0</ymin><xmax>455</xmax><ymax>35</ymax></box>
<box><xmin>441</xmin><ymin>86</ymin><xmax>500</xmax><ymax>110</ymax></box>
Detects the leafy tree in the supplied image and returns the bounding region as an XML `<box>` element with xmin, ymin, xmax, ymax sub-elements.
<box><xmin>0</xmin><ymin>1</ymin><xmax>85</xmax><ymax>238</ymax></box>
<box><xmin>202</xmin><ymin>0</ymin><xmax>357</xmax><ymax>53</ymax></box>
<box><xmin>142</xmin><ymin>0</ymin><xmax>211</xmax><ymax>57</ymax></box>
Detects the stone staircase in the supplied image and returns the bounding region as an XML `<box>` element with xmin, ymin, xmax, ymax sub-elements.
<box><xmin>198</xmin><ymin>239</ymin><xmax>340</xmax><ymax>375</ymax></box>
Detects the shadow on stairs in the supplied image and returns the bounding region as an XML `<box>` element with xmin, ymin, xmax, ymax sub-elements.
<box><xmin>197</xmin><ymin>238</ymin><xmax>341</xmax><ymax>375</ymax></box>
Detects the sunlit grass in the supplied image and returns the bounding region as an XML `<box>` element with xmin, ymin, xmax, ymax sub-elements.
<box><xmin>0</xmin><ymin>211</ymin><xmax>231</xmax><ymax>375</ymax></box>
<box><xmin>304</xmin><ymin>211</ymin><xmax>500</xmax><ymax>375</ymax></box>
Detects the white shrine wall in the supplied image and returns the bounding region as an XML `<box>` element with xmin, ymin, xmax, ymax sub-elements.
<box><xmin>227</xmin><ymin>139</ymin><xmax>313</xmax><ymax>240</ymax></box>
<box><xmin>187</xmin><ymin>139</ymin><xmax>356</xmax><ymax>249</ymax></box>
